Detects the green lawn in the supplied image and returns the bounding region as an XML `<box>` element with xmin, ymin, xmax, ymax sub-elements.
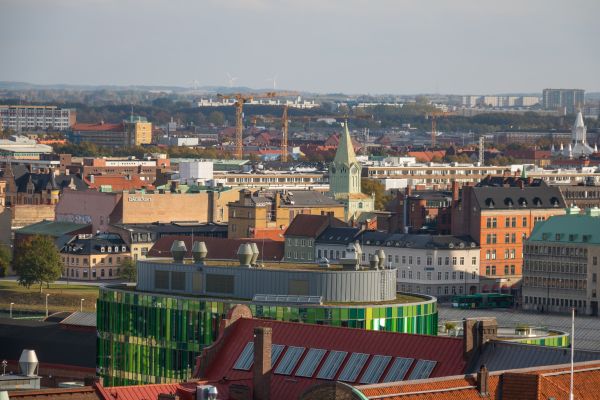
<box><xmin>0</xmin><ymin>281</ymin><xmax>99</xmax><ymax>314</ymax></box>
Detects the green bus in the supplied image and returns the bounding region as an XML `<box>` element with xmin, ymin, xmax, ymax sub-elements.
<box><xmin>451</xmin><ymin>293</ymin><xmax>514</xmax><ymax>309</ymax></box>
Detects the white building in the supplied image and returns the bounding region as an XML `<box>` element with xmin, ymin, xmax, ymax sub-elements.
<box><xmin>315</xmin><ymin>231</ymin><xmax>480</xmax><ymax>299</ymax></box>
<box><xmin>556</xmin><ymin>111</ymin><xmax>595</xmax><ymax>159</ymax></box>
<box><xmin>178</xmin><ymin>160</ymin><xmax>214</xmax><ymax>184</ymax></box>
<box><xmin>0</xmin><ymin>105</ymin><xmax>74</xmax><ymax>131</ymax></box>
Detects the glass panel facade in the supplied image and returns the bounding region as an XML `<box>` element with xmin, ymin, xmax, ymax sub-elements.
<box><xmin>97</xmin><ymin>287</ymin><xmax>438</xmax><ymax>386</ymax></box>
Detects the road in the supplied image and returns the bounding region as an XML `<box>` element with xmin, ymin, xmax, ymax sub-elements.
<box><xmin>0</xmin><ymin>276</ymin><xmax>122</xmax><ymax>287</ymax></box>
<box><xmin>439</xmin><ymin>305</ymin><xmax>600</xmax><ymax>352</ymax></box>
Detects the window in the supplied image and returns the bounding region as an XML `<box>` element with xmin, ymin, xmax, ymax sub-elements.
<box><xmin>472</xmin><ymin>257</ymin><xmax>477</xmax><ymax>265</ymax></box>
<box><xmin>485</xmin><ymin>251</ymin><xmax>490</xmax><ymax>260</ymax></box>
<box><xmin>491</xmin><ymin>266</ymin><xmax>496</xmax><ymax>275</ymax></box>
<box><xmin>445</xmin><ymin>257</ymin><xmax>449</xmax><ymax>265</ymax></box>
<box><xmin>486</xmin><ymin>266</ymin><xmax>490</xmax><ymax>275</ymax></box>
<box><xmin>437</xmin><ymin>272</ymin><xmax>442</xmax><ymax>280</ymax></box>
<box><xmin>505</xmin><ymin>217</ymin><xmax>510</xmax><ymax>228</ymax></box>
<box><xmin>472</xmin><ymin>271</ymin><xmax>476</xmax><ymax>279</ymax></box>
<box><xmin>401</xmin><ymin>270</ymin><xmax>406</xmax><ymax>278</ymax></box>
<box><xmin>409</xmin><ymin>256</ymin><xmax>413</xmax><ymax>265</ymax></box>
<box><xmin>491</xmin><ymin>250</ymin><xmax>496</xmax><ymax>260</ymax></box>
<box><xmin>511</xmin><ymin>233</ymin><xmax>516</xmax><ymax>243</ymax></box>
<box><xmin>426</xmin><ymin>272</ymin><xmax>431</xmax><ymax>280</ymax></box>
<box><xmin>452</xmin><ymin>257</ymin><xmax>457</xmax><ymax>265</ymax></box>
<box><xmin>511</xmin><ymin>265</ymin><xmax>515</xmax><ymax>275</ymax></box>
<box><xmin>408</xmin><ymin>271</ymin><xmax>413</xmax><ymax>279</ymax></box>
<box><xmin>438</xmin><ymin>257</ymin><xmax>442</xmax><ymax>265</ymax></box>
<box><xmin>427</xmin><ymin>257</ymin><xmax>432</xmax><ymax>266</ymax></box>
<box><xmin>504</xmin><ymin>265</ymin><xmax>509</xmax><ymax>275</ymax></box>
<box><xmin>505</xmin><ymin>233</ymin><xmax>510</xmax><ymax>243</ymax></box>
<box><xmin>460</xmin><ymin>257</ymin><xmax>464</xmax><ymax>265</ymax></box>
<box><xmin>594</xmin><ymin>257</ymin><xmax>598</xmax><ymax>266</ymax></box>
<box><xmin>445</xmin><ymin>272</ymin><xmax>449</xmax><ymax>280</ymax></box>
<box><xmin>512</xmin><ymin>217</ymin><xmax>516</xmax><ymax>228</ymax></box>
<box><xmin>523</xmin><ymin>217</ymin><xmax>527</xmax><ymax>227</ymax></box>
<box><xmin>452</xmin><ymin>272</ymin><xmax>456</xmax><ymax>280</ymax></box>
<box><xmin>416</xmin><ymin>257</ymin><xmax>421</xmax><ymax>265</ymax></box>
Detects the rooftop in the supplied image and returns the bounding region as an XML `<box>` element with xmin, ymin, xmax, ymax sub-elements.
<box><xmin>527</xmin><ymin>208</ymin><xmax>600</xmax><ymax>244</ymax></box>
<box><xmin>16</xmin><ymin>220</ymin><xmax>91</xmax><ymax>237</ymax></box>
<box><xmin>356</xmin><ymin>232</ymin><xmax>478</xmax><ymax>250</ymax></box>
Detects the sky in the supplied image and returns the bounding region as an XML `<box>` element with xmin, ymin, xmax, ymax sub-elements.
<box><xmin>0</xmin><ymin>0</ymin><xmax>599</xmax><ymax>94</ymax></box>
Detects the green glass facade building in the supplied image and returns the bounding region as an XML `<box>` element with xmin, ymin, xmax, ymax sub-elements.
<box><xmin>97</xmin><ymin>286</ymin><xmax>438</xmax><ymax>386</ymax></box>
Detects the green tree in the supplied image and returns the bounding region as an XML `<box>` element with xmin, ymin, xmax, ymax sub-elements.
<box><xmin>0</xmin><ymin>245</ymin><xmax>11</xmax><ymax>277</ymax></box>
<box><xmin>119</xmin><ymin>258</ymin><xmax>137</xmax><ymax>282</ymax></box>
<box><xmin>361</xmin><ymin>178</ymin><xmax>391</xmax><ymax>210</ymax></box>
<box><xmin>14</xmin><ymin>235</ymin><xmax>62</xmax><ymax>293</ymax></box>
<box><xmin>208</xmin><ymin>111</ymin><xmax>226</xmax><ymax>126</ymax></box>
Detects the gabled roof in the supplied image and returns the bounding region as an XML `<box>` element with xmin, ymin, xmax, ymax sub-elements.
<box><xmin>284</xmin><ymin>214</ymin><xmax>347</xmax><ymax>238</ymax></box>
<box><xmin>316</xmin><ymin>226</ymin><xmax>362</xmax><ymax>244</ymax></box>
<box><xmin>200</xmin><ymin>317</ymin><xmax>466</xmax><ymax>400</ymax></box>
<box><xmin>147</xmin><ymin>235</ymin><xmax>284</xmax><ymax>261</ymax></box>
<box><xmin>467</xmin><ymin>341</ymin><xmax>600</xmax><ymax>374</ymax></box>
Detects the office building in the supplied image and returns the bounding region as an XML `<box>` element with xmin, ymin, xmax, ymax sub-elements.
<box><xmin>543</xmin><ymin>88</ymin><xmax>585</xmax><ymax>114</ymax></box>
<box><xmin>0</xmin><ymin>105</ymin><xmax>75</xmax><ymax>132</ymax></box>
<box><xmin>522</xmin><ymin>207</ymin><xmax>600</xmax><ymax>315</ymax></box>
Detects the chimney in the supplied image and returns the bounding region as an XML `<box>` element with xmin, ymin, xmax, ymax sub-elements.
<box><xmin>463</xmin><ymin>318</ymin><xmax>498</xmax><ymax>361</ymax></box>
<box><xmin>253</xmin><ymin>327</ymin><xmax>272</xmax><ymax>400</ymax></box>
<box><xmin>451</xmin><ymin>180</ymin><xmax>459</xmax><ymax>202</ymax></box>
<box><xmin>476</xmin><ymin>365</ymin><xmax>489</xmax><ymax>396</ymax></box>
<box><xmin>89</xmin><ymin>174</ymin><xmax>95</xmax><ymax>184</ymax></box>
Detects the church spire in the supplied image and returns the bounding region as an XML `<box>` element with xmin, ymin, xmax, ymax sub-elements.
<box><xmin>333</xmin><ymin>121</ymin><xmax>358</xmax><ymax>166</ymax></box>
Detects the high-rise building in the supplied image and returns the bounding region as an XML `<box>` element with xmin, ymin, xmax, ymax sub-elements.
<box><xmin>542</xmin><ymin>88</ymin><xmax>585</xmax><ymax>113</ymax></box>
<box><xmin>0</xmin><ymin>105</ymin><xmax>76</xmax><ymax>132</ymax></box>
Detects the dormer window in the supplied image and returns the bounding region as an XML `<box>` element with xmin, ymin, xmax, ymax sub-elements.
<box><xmin>121</xmin><ymin>246</ymin><xmax>126</xmax><ymax>252</ymax></box>
<box><xmin>100</xmin><ymin>247</ymin><xmax>105</xmax><ymax>253</ymax></box>
<box><xmin>107</xmin><ymin>247</ymin><xmax>112</xmax><ymax>253</ymax></box>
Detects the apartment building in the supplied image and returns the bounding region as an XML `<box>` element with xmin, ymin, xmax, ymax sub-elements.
<box><xmin>69</xmin><ymin>116</ymin><xmax>152</xmax><ymax>148</ymax></box>
<box><xmin>0</xmin><ymin>105</ymin><xmax>75</xmax><ymax>132</ymax></box>
<box><xmin>60</xmin><ymin>233</ymin><xmax>130</xmax><ymax>280</ymax></box>
<box><xmin>451</xmin><ymin>177</ymin><xmax>566</xmax><ymax>294</ymax></box>
<box><xmin>522</xmin><ymin>207</ymin><xmax>600</xmax><ymax>315</ymax></box>
<box><xmin>543</xmin><ymin>88</ymin><xmax>585</xmax><ymax>113</ymax></box>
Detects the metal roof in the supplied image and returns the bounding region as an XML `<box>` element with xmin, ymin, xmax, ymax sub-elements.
<box><xmin>59</xmin><ymin>311</ymin><xmax>97</xmax><ymax>328</ymax></box>
<box><xmin>527</xmin><ymin>212</ymin><xmax>600</xmax><ymax>245</ymax></box>
<box><xmin>16</xmin><ymin>220</ymin><xmax>91</xmax><ymax>237</ymax></box>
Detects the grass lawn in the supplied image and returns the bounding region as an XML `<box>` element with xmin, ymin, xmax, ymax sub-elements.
<box><xmin>0</xmin><ymin>281</ymin><xmax>99</xmax><ymax>314</ymax></box>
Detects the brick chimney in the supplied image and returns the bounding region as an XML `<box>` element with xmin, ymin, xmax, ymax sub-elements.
<box><xmin>253</xmin><ymin>326</ymin><xmax>272</xmax><ymax>400</ymax></box>
<box><xmin>463</xmin><ymin>318</ymin><xmax>498</xmax><ymax>361</ymax></box>
<box><xmin>476</xmin><ymin>365</ymin><xmax>489</xmax><ymax>396</ymax></box>
<box><xmin>451</xmin><ymin>180</ymin><xmax>459</xmax><ymax>202</ymax></box>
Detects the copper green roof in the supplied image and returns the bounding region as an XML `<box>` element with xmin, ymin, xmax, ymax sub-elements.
<box><xmin>333</xmin><ymin>122</ymin><xmax>358</xmax><ymax>166</ymax></box>
<box><xmin>16</xmin><ymin>220</ymin><xmax>90</xmax><ymax>237</ymax></box>
<box><xmin>527</xmin><ymin>208</ymin><xmax>600</xmax><ymax>245</ymax></box>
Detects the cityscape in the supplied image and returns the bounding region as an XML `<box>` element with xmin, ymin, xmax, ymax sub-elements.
<box><xmin>1</xmin><ymin>1</ymin><xmax>600</xmax><ymax>400</ymax></box>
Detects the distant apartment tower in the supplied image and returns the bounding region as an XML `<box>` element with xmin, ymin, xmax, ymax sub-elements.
<box><xmin>0</xmin><ymin>105</ymin><xmax>76</xmax><ymax>132</ymax></box>
<box><xmin>543</xmin><ymin>89</ymin><xmax>584</xmax><ymax>113</ymax></box>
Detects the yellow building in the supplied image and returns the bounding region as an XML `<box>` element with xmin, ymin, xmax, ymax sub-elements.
<box><xmin>228</xmin><ymin>189</ymin><xmax>346</xmax><ymax>239</ymax></box>
<box><xmin>125</xmin><ymin>116</ymin><xmax>153</xmax><ymax>146</ymax></box>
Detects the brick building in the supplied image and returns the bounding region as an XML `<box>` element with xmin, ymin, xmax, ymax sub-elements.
<box><xmin>389</xmin><ymin>188</ymin><xmax>452</xmax><ymax>234</ymax></box>
<box><xmin>451</xmin><ymin>176</ymin><xmax>566</xmax><ymax>294</ymax></box>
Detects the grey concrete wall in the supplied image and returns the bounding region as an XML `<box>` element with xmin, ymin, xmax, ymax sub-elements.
<box><xmin>136</xmin><ymin>260</ymin><xmax>397</xmax><ymax>303</ymax></box>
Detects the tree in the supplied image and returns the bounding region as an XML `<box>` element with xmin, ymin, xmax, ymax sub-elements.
<box><xmin>119</xmin><ymin>258</ymin><xmax>137</xmax><ymax>282</ymax></box>
<box><xmin>0</xmin><ymin>245</ymin><xmax>11</xmax><ymax>277</ymax></box>
<box><xmin>208</xmin><ymin>111</ymin><xmax>226</xmax><ymax>126</ymax></box>
<box><xmin>361</xmin><ymin>178</ymin><xmax>391</xmax><ymax>210</ymax></box>
<box><xmin>14</xmin><ymin>235</ymin><xmax>62</xmax><ymax>293</ymax></box>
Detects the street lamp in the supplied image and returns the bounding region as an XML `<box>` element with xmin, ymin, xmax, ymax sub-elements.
<box><xmin>45</xmin><ymin>294</ymin><xmax>50</xmax><ymax>318</ymax></box>
<box><xmin>9</xmin><ymin>303</ymin><xmax>14</xmax><ymax>319</ymax></box>
<box><xmin>80</xmin><ymin>298</ymin><xmax>85</xmax><ymax>312</ymax></box>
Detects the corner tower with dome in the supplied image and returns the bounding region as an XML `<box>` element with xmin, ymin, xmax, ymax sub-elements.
<box><xmin>329</xmin><ymin>122</ymin><xmax>374</xmax><ymax>220</ymax></box>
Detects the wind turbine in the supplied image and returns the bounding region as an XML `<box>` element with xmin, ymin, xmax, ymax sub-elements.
<box><xmin>265</xmin><ymin>75</ymin><xmax>277</xmax><ymax>90</ymax></box>
<box><xmin>226</xmin><ymin>72</ymin><xmax>239</xmax><ymax>88</ymax></box>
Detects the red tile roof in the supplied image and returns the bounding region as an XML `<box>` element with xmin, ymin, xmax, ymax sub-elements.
<box><xmin>198</xmin><ymin>317</ymin><xmax>466</xmax><ymax>400</ymax></box>
<box><xmin>95</xmin><ymin>382</ymin><xmax>189</xmax><ymax>400</ymax></box>
<box><xmin>148</xmin><ymin>235</ymin><xmax>284</xmax><ymax>261</ymax></box>
<box><xmin>357</xmin><ymin>362</ymin><xmax>600</xmax><ymax>400</ymax></box>
<box><xmin>407</xmin><ymin>151</ymin><xmax>446</xmax><ymax>163</ymax></box>
<box><xmin>72</xmin><ymin>122</ymin><xmax>124</xmax><ymax>132</ymax></box>
<box><xmin>85</xmin><ymin>175</ymin><xmax>155</xmax><ymax>191</ymax></box>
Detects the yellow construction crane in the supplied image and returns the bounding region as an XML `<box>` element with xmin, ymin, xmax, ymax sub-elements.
<box><xmin>217</xmin><ymin>92</ymin><xmax>297</xmax><ymax>159</ymax></box>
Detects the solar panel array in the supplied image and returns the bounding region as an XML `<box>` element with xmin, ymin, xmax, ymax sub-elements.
<box><xmin>295</xmin><ymin>348</ymin><xmax>327</xmax><ymax>378</ymax></box>
<box><xmin>274</xmin><ymin>346</ymin><xmax>305</xmax><ymax>375</ymax></box>
<box><xmin>232</xmin><ymin>342</ymin><xmax>437</xmax><ymax>384</ymax></box>
<box><xmin>408</xmin><ymin>359</ymin><xmax>437</xmax><ymax>380</ymax></box>
<box><xmin>338</xmin><ymin>353</ymin><xmax>370</xmax><ymax>382</ymax></box>
<box><xmin>383</xmin><ymin>357</ymin><xmax>414</xmax><ymax>383</ymax></box>
<box><xmin>252</xmin><ymin>294</ymin><xmax>322</xmax><ymax>304</ymax></box>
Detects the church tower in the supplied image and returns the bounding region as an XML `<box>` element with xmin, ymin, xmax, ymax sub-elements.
<box><xmin>564</xmin><ymin>111</ymin><xmax>593</xmax><ymax>158</ymax></box>
<box><xmin>330</xmin><ymin>122</ymin><xmax>362</xmax><ymax>197</ymax></box>
<box><xmin>329</xmin><ymin>122</ymin><xmax>374</xmax><ymax>221</ymax></box>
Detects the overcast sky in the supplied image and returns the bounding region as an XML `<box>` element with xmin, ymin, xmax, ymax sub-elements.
<box><xmin>1</xmin><ymin>0</ymin><xmax>599</xmax><ymax>94</ymax></box>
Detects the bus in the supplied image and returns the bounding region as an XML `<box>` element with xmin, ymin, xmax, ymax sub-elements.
<box><xmin>451</xmin><ymin>293</ymin><xmax>514</xmax><ymax>309</ymax></box>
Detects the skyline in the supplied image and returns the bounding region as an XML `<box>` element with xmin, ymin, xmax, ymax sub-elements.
<box><xmin>1</xmin><ymin>0</ymin><xmax>599</xmax><ymax>94</ymax></box>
